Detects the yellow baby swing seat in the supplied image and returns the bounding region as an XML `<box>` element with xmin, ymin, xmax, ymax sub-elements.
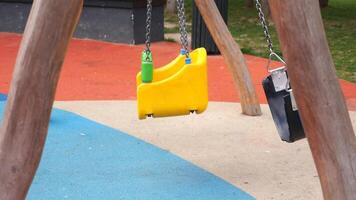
<box><xmin>136</xmin><ymin>48</ymin><xmax>208</xmax><ymax>119</ymax></box>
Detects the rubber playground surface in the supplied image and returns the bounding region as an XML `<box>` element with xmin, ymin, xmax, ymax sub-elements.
<box><xmin>1</xmin><ymin>32</ymin><xmax>356</xmax><ymax>199</ymax></box>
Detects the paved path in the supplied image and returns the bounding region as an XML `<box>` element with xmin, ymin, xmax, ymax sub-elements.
<box><xmin>54</xmin><ymin>100</ymin><xmax>356</xmax><ymax>200</ymax></box>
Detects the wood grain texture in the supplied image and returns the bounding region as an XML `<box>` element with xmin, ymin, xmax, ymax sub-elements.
<box><xmin>0</xmin><ymin>0</ymin><xmax>83</xmax><ymax>199</ymax></box>
<box><xmin>194</xmin><ymin>0</ymin><xmax>262</xmax><ymax>116</ymax></box>
<box><xmin>269</xmin><ymin>1</ymin><xmax>356</xmax><ymax>199</ymax></box>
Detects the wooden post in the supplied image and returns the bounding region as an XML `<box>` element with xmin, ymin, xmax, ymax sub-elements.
<box><xmin>194</xmin><ymin>0</ymin><xmax>262</xmax><ymax>116</ymax></box>
<box><xmin>166</xmin><ymin>0</ymin><xmax>176</xmax><ymax>14</ymax></box>
<box><xmin>269</xmin><ymin>1</ymin><xmax>356</xmax><ymax>199</ymax></box>
<box><xmin>0</xmin><ymin>0</ymin><xmax>83</xmax><ymax>199</ymax></box>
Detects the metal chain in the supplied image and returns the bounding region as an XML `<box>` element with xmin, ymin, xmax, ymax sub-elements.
<box><xmin>255</xmin><ymin>0</ymin><xmax>274</xmax><ymax>54</ymax></box>
<box><xmin>145</xmin><ymin>0</ymin><xmax>153</xmax><ymax>54</ymax></box>
<box><xmin>176</xmin><ymin>0</ymin><xmax>190</xmax><ymax>57</ymax></box>
<box><xmin>255</xmin><ymin>0</ymin><xmax>290</xmax><ymax>92</ymax></box>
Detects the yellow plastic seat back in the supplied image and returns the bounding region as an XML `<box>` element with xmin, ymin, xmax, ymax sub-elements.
<box><xmin>136</xmin><ymin>48</ymin><xmax>208</xmax><ymax>119</ymax></box>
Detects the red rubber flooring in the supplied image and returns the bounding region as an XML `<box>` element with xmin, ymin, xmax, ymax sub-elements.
<box><xmin>1</xmin><ymin>32</ymin><xmax>356</xmax><ymax>110</ymax></box>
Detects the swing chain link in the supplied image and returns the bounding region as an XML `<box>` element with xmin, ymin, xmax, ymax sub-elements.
<box><xmin>255</xmin><ymin>0</ymin><xmax>291</xmax><ymax>92</ymax></box>
<box><xmin>255</xmin><ymin>0</ymin><xmax>274</xmax><ymax>54</ymax></box>
<box><xmin>176</xmin><ymin>0</ymin><xmax>190</xmax><ymax>58</ymax></box>
<box><xmin>145</xmin><ymin>0</ymin><xmax>153</xmax><ymax>57</ymax></box>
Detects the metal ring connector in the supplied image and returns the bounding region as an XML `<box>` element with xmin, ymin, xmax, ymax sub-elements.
<box><xmin>267</xmin><ymin>52</ymin><xmax>286</xmax><ymax>73</ymax></box>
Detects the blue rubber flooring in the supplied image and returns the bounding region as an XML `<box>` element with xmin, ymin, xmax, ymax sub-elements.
<box><xmin>0</xmin><ymin>102</ymin><xmax>254</xmax><ymax>200</ymax></box>
<box><xmin>0</xmin><ymin>94</ymin><xmax>6</xmax><ymax>101</ymax></box>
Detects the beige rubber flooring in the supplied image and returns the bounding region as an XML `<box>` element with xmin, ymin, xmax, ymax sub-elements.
<box><xmin>54</xmin><ymin>101</ymin><xmax>356</xmax><ymax>200</ymax></box>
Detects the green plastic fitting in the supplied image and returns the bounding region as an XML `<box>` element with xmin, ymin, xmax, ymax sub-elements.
<box><xmin>141</xmin><ymin>51</ymin><xmax>153</xmax><ymax>83</ymax></box>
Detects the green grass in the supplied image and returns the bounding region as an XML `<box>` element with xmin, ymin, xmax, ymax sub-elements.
<box><xmin>321</xmin><ymin>0</ymin><xmax>356</xmax><ymax>82</ymax></box>
<box><xmin>164</xmin><ymin>0</ymin><xmax>356</xmax><ymax>82</ymax></box>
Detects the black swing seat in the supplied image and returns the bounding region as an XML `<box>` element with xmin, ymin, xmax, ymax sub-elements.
<box><xmin>262</xmin><ymin>74</ymin><xmax>305</xmax><ymax>143</ymax></box>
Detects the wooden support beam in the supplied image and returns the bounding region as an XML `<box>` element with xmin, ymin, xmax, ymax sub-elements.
<box><xmin>194</xmin><ymin>0</ymin><xmax>262</xmax><ymax>116</ymax></box>
<box><xmin>166</xmin><ymin>0</ymin><xmax>177</xmax><ymax>14</ymax></box>
<box><xmin>0</xmin><ymin>0</ymin><xmax>83</xmax><ymax>199</ymax></box>
<box><xmin>269</xmin><ymin>1</ymin><xmax>356</xmax><ymax>199</ymax></box>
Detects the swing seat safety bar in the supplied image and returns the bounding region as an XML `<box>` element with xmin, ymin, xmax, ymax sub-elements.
<box><xmin>136</xmin><ymin>48</ymin><xmax>208</xmax><ymax>119</ymax></box>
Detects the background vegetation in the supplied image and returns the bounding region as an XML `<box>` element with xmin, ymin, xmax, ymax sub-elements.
<box><xmin>165</xmin><ymin>0</ymin><xmax>356</xmax><ymax>82</ymax></box>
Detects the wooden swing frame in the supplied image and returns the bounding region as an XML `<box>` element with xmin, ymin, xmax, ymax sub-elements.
<box><xmin>0</xmin><ymin>0</ymin><xmax>355</xmax><ymax>199</ymax></box>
